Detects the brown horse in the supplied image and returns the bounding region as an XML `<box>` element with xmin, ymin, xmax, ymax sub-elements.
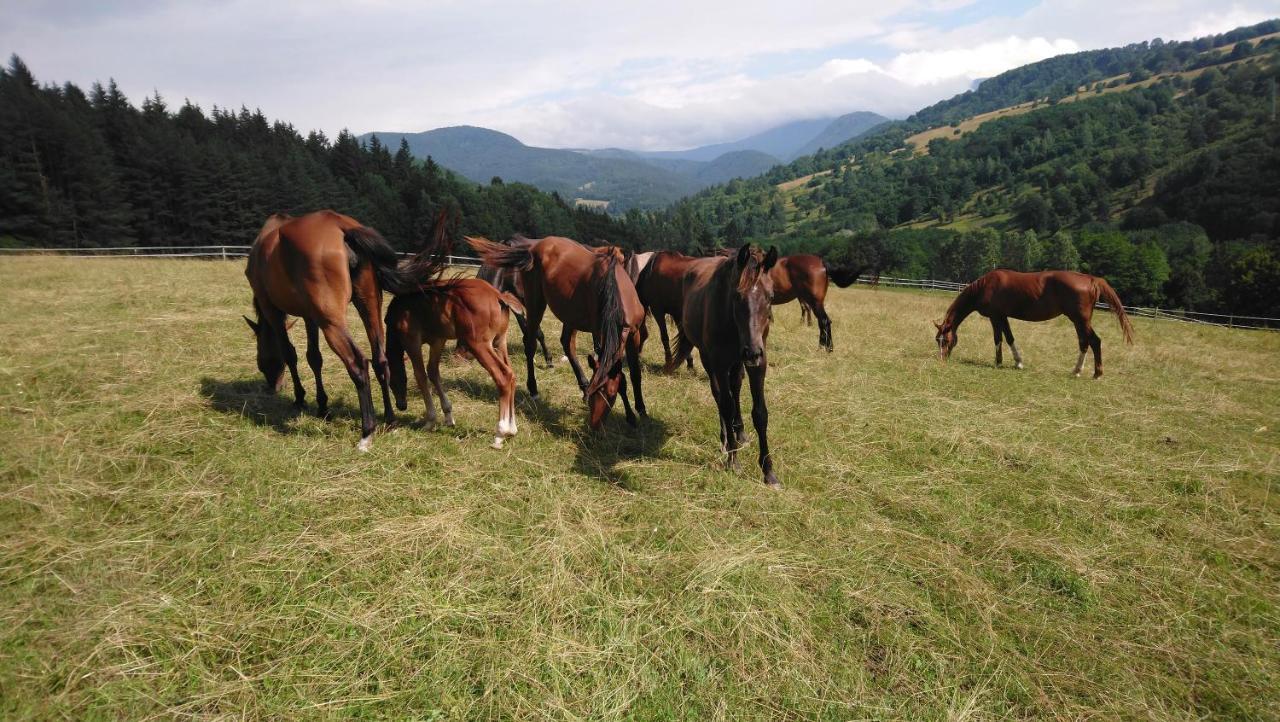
<box><xmin>666</xmin><ymin>245</ymin><xmax>781</xmax><ymax>487</ymax></box>
<box><xmin>466</xmin><ymin>235</ymin><xmax>647</xmax><ymax>428</ymax></box>
<box><xmin>385</xmin><ymin>278</ymin><xmax>522</xmax><ymax>449</ymax></box>
<box><xmin>635</xmin><ymin>250</ymin><xmax>700</xmax><ymax>370</ymax></box>
<box><xmin>935</xmin><ymin>269</ymin><xmax>1134</xmax><ymax>378</ymax></box>
<box><xmin>769</xmin><ymin>254</ymin><xmax>873</xmax><ymax>351</ymax></box>
<box><xmin>476</xmin><ymin>240</ymin><xmax>554</xmax><ymax>367</ymax></box>
<box><xmin>244</xmin><ymin>210</ymin><xmax>428</xmax><ymax>450</ymax></box>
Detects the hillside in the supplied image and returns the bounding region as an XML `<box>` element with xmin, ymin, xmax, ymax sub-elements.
<box><xmin>790</xmin><ymin>111</ymin><xmax>889</xmax><ymax>158</ymax></box>
<box><xmin>362</xmin><ymin>126</ymin><xmax>701</xmax><ymax>212</ymax></box>
<box><xmin>638</xmin><ymin>116</ymin><xmax>835</xmax><ymax>162</ymax></box>
<box><xmin>662</xmin><ymin>20</ymin><xmax>1280</xmax><ymax>316</ymax></box>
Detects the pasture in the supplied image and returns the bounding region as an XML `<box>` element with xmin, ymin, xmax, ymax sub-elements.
<box><xmin>1</xmin><ymin>256</ymin><xmax>1277</xmax><ymax>720</ymax></box>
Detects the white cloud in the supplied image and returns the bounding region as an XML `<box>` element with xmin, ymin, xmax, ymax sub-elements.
<box><xmin>0</xmin><ymin>0</ymin><xmax>1274</xmax><ymax>151</ymax></box>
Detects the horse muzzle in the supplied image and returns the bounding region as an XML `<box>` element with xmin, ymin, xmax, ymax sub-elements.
<box><xmin>742</xmin><ymin>348</ymin><xmax>765</xmax><ymax>367</ymax></box>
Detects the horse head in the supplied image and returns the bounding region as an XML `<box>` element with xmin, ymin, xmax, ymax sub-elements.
<box><xmin>731</xmin><ymin>244</ymin><xmax>778</xmax><ymax>368</ymax></box>
<box><xmin>934</xmin><ymin>319</ymin><xmax>958</xmax><ymax>360</ymax></box>
<box><xmin>243</xmin><ymin>314</ymin><xmax>293</xmax><ymax>391</ymax></box>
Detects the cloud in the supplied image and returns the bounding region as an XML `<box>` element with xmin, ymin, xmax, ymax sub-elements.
<box><xmin>0</xmin><ymin>0</ymin><xmax>1273</xmax><ymax>151</ymax></box>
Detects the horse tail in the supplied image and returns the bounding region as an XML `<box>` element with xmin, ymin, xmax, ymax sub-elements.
<box><xmin>497</xmin><ymin>291</ymin><xmax>525</xmax><ymax>316</ymax></box>
<box><xmin>1094</xmin><ymin>277</ymin><xmax>1134</xmax><ymax>345</ymax></box>
<box><xmin>585</xmin><ymin>252</ymin><xmax>626</xmax><ymax>397</ymax></box>
<box><xmin>822</xmin><ymin>259</ymin><xmax>868</xmax><ymax>288</ymax></box>
<box><xmin>466</xmin><ymin>236</ymin><xmax>534</xmax><ymax>271</ymax></box>
<box><xmin>662</xmin><ymin>330</ymin><xmax>694</xmax><ymax>374</ymax></box>
<box><xmin>343</xmin><ymin>225</ymin><xmax>421</xmax><ymax>295</ymax></box>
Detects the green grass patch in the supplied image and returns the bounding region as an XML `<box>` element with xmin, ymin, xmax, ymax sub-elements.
<box><xmin>1</xmin><ymin>257</ymin><xmax>1277</xmax><ymax>719</ymax></box>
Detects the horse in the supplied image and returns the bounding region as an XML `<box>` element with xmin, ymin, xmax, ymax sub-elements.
<box><xmin>466</xmin><ymin>235</ymin><xmax>647</xmax><ymax>428</ymax></box>
<box><xmin>665</xmin><ymin>244</ymin><xmax>781</xmax><ymax>488</ymax></box>
<box><xmin>243</xmin><ymin>210</ymin><xmax>430</xmax><ymax>450</ymax></box>
<box><xmin>385</xmin><ymin>278</ymin><xmax>522</xmax><ymax>449</ymax></box>
<box><xmin>934</xmin><ymin>269</ymin><xmax>1134</xmax><ymax>378</ymax></box>
<box><xmin>635</xmin><ymin>250</ymin><xmax>700</xmax><ymax>370</ymax></box>
<box><xmin>475</xmin><ymin>239</ymin><xmax>555</xmax><ymax>367</ymax></box>
<box><xmin>768</xmin><ymin>255</ymin><xmax>874</xmax><ymax>351</ymax></box>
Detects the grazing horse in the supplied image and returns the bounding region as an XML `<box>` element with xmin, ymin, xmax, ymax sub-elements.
<box><xmin>666</xmin><ymin>245</ymin><xmax>781</xmax><ymax>488</ymax></box>
<box><xmin>466</xmin><ymin>235</ymin><xmax>648</xmax><ymax>428</ymax></box>
<box><xmin>385</xmin><ymin>278</ymin><xmax>522</xmax><ymax>449</ymax></box>
<box><xmin>934</xmin><ymin>269</ymin><xmax>1134</xmax><ymax>378</ymax></box>
<box><xmin>476</xmin><ymin>240</ymin><xmax>554</xmax><ymax>367</ymax></box>
<box><xmin>635</xmin><ymin>250</ymin><xmax>700</xmax><ymax>370</ymax></box>
<box><xmin>244</xmin><ymin>210</ymin><xmax>427</xmax><ymax>450</ymax></box>
<box><xmin>769</xmin><ymin>255</ymin><xmax>874</xmax><ymax>351</ymax></box>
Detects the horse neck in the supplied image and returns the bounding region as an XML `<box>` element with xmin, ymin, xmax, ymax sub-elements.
<box><xmin>944</xmin><ymin>285</ymin><xmax>978</xmax><ymax>328</ymax></box>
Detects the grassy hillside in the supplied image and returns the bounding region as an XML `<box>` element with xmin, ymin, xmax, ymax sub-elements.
<box><xmin>2</xmin><ymin>257</ymin><xmax>1277</xmax><ymax>719</ymax></box>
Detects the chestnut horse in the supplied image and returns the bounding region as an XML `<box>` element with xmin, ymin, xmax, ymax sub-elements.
<box><xmin>466</xmin><ymin>235</ymin><xmax>647</xmax><ymax>428</ymax></box>
<box><xmin>666</xmin><ymin>245</ymin><xmax>781</xmax><ymax>487</ymax></box>
<box><xmin>244</xmin><ymin>210</ymin><xmax>429</xmax><ymax>450</ymax></box>
<box><xmin>635</xmin><ymin>250</ymin><xmax>700</xmax><ymax>370</ymax></box>
<box><xmin>476</xmin><ymin>240</ymin><xmax>554</xmax><ymax>367</ymax></box>
<box><xmin>385</xmin><ymin>278</ymin><xmax>522</xmax><ymax>449</ymax></box>
<box><xmin>769</xmin><ymin>254</ymin><xmax>873</xmax><ymax>351</ymax></box>
<box><xmin>935</xmin><ymin>269</ymin><xmax>1134</xmax><ymax>378</ymax></box>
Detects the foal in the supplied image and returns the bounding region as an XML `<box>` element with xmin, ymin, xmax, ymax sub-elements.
<box><xmin>385</xmin><ymin>278</ymin><xmax>522</xmax><ymax>449</ymax></box>
<box><xmin>935</xmin><ymin>269</ymin><xmax>1134</xmax><ymax>377</ymax></box>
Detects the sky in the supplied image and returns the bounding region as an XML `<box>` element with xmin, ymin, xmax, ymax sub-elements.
<box><xmin>3</xmin><ymin>1</ymin><xmax>1276</xmax><ymax>151</ymax></box>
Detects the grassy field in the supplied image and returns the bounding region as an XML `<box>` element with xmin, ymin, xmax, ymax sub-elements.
<box><xmin>1</xmin><ymin>257</ymin><xmax>1277</xmax><ymax>720</ymax></box>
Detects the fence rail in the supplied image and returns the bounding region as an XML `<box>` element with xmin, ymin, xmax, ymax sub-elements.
<box><xmin>2</xmin><ymin>247</ymin><xmax>1274</xmax><ymax>329</ymax></box>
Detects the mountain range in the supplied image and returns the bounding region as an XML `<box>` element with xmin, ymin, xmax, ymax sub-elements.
<box><xmin>360</xmin><ymin>111</ymin><xmax>887</xmax><ymax>212</ymax></box>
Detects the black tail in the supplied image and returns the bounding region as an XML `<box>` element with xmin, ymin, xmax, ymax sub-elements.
<box><xmin>344</xmin><ymin>226</ymin><xmax>423</xmax><ymax>295</ymax></box>
<box><xmin>823</xmin><ymin>259</ymin><xmax>872</xmax><ymax>288</ymax></box>
<box><xmin>662</xmin><ymin>329</ymin><xmax>695</xmax><ymax>373</ymax></box>
<box><xmin>584</xmin><ymin>252</ymin><xmax>626</xmax><ymax>397</ymax></box>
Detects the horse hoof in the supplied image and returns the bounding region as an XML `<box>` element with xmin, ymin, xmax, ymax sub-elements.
<box><xmin>491</xmin><ymin>436</ymin><xmax>505</xmax><ymax>449</ymax></box>
<box><xmin>356</xmin><ymin>436</ymin><xmax>372</xmax><ymax>453</ymax></box>
<box><xmin>423</xmin><ymin>418</ymin><xmax>437</xmax><ymax>431</ymax></box>
<box><xmin>444</xmin><ymin>413</ymin><xmax>455</xmax><ymax>427</ymax></box>
<box><xmin>560</xmin><ymin>355</ymin><xmax>569</xmax><ymax>363</ymax></box>
<box><xmin>625</xmin><ymin>413</ymin><xmax>638</xmax><ymax>427</ymax></box>
<box><xmin>1015</xmin><ymin>363</ymin><xmax>1024</xmax><ymax>370</ymax></box>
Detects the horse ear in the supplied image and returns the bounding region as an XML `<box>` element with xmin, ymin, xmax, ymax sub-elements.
<box><xmin>763</xmin><ymin>246</ymin><xmax>779</xmax><ymax>271</ymax></box>
<box><xmin>735</xmin><ymin>244</ymin><xmax>751</xmax><ymax>266</ymax></box>
<box><xmin>243</xmin><ymin>315</ymin><xmax>259</xmax><ymax>333</ymax></box>
<box><xmin>933</xmin><ymin>320</ymin><xmax>942</xmax><ymax>330</ymax></box>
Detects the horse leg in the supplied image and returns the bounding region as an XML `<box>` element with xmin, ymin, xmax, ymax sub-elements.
<box><xmin>321</xmin><ymin>323</ymin><xmax>376</xmax><ymax>450</ymax></box>
<box><xmin>1071</xmin><ymin>320</ymin><xmax>1090</xmax><ymax>378</ymax></box>
<box><xmin>304</xmin><ymin>319</ymin><xmax>328</xmax><ymax>416</ymax></box>
<box><xmin>405</xmin><ymin>339</ymin><xmax>437</xmax><ymax>429</ymax></box>
<box><xmin>747</xmin><ymin>364</ymin><xmax>780</xmax><ymax>488</ymax></box>
<box><xmin>1088</xmin><ymin>326</ymin><xmax>1103</xmax><ymax>379</ymax></box>
<box><xmin>1002</xmin><ymin>318</ymin><xmax>1023</xmax><ymax>369</ymax></box>
<box><xmin>655</xmin><ymin>312</ymin><xmax>675</xmax><ymax>370</ymax></box>
<box><xmin>616</xmin><ymin>362</ymin><xmax>638</xmax><ymax>427</ymax></box>
<box><xmin>352</xmin><ymin>275</ymin><xmax>394</xmax><ymax>424</ymax></box>
<box><xmin>469</xmin><ymin>341</ymin><xmax>517</xmax><ymax>448</ymax></box>
<box><xmin>991</xmin><ymin>317</ymin><xmax>1004</xmax><ymax>367</ymax></box>
<box><xmin>704</xmin><ymin>365</ymin><xmax>734</xmax><ymax>468</ymax></box>
<box><xmin>561</xmin><ymin>327</ymin><xmax>588</xmax><ymax>392</ymax></box>
<box><xmin>537</xmin><ymin>327</ymin><xmax>555</xmax><ymax>367</ymax></box>
<box><xmin>728</xmin><ymin>362</ymin><xmax>747</xmax><ymax>447</ymax></box>
<box><xmin>801</xmin><ymin>302</ymin><xmax>812</xmax><ymax>327</ymax></box>
<box><xmin>427</xmin><ymin>339</ymin><xmax>454</xmax><ymax>427</ymax></box>
<box><xmin>625</xmin><ymin>330</ymin><xmax>647</xmax><ymax>418</ymax></box>
<box><xmin>521</xmin><ymin>292</ymin><xmax>546</xmax><ymax>400</ymax></box>
<box><xmin>815</xmin><ymin>302</ymin><xmax>833</xmax><ymax>352</ymax></box>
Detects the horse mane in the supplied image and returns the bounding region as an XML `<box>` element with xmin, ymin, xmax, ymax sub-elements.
<box><xmin>585</xmin><ymin>251</ymin><xmax>626</xmax><ymax>395</ymax></box>
<box><xmin>735</xmin><ymin>246</ymin><xmax>769</xmax><ymax>294</ymax></box>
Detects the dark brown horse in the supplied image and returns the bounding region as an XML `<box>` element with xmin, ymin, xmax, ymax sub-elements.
<box><xmin>666</xmin><ymin>245</ymin><xmax>781</xmax><ymax>487</ymax></box>
<box><xmin>935</xmin><ymin>269</ymin><xmax>1134</xmax><ymax>378</ymax></box>
<box><xmin>466</xmin><ymin>235</ymin><xmax>647</xmax><ymax>428</ymax></box>
<box><xmin>476</xmin><ymin>238</ymin><xmax>555</xmax><ymax>367</ymax></box>
<box><xmin>769</xmin><ymin>254</ymin><xmax>873</xmax><ymax>351</ymax></box>
<box><xmin>244</xmin><ymin>210</ymin><xmax>428</xmax><ymax>450</ymax></box>
<box><xmin>385</xmin><ymin>278</ymin><xmax>522</xmax><ymax>449</ymax></box>
<box><xmin>635</xmin><ymin>250</ymin><xmax>700</xmax><ymax>370</ymax></box>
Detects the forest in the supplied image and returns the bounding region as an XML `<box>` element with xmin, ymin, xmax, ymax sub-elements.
<box><xmin>3</xmin><ymin>19</ymin><xmax>1279</xmax><ymax>318</ymax></box>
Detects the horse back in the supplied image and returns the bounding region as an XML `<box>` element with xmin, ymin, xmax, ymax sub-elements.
<box><xmin>248</xmin><ymin>210</ymin><xmax>358</xmax><ymax>318</ymax></box>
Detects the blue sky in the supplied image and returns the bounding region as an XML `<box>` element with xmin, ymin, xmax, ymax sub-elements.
<box><xmin>3</xmin><ymin>1</ymin><xmax>1276</xmax><ymax>150</ymax></box>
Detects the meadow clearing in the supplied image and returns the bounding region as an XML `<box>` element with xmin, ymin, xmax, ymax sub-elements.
<box><xmin>0</xmin><ymin>256</ymin><xmax>1276</xmax><ymax>720</ymax></box>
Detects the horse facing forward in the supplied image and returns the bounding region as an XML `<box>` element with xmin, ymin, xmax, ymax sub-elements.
<box><xmin>935</xmin><ymin>269</ymin><xmax>1134</xmax><ymax>378</ymax></box>
<box><xmin>666</xmin><ymin>244</ymin><xmax>782</xmax><ymax>488</ymax></box>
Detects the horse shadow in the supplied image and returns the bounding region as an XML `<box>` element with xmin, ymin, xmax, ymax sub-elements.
<box><xmin>450</xmin><ymin>380</ymin><xmax>670</xmax><ymax>490</ymax></box>
<box><xmin>198</xmin><ymin>377</ymin><xmax>361</xmax><ymax>434</ymax></box>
